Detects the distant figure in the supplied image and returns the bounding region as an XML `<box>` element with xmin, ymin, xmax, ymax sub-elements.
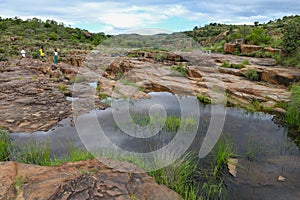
<box><xmin>53</xmin><ymin>48</ymin><xmax>58</xmax><ymax>64</ymax></box>
<box><xmin>39</xmin><ymin>46</ymin><xmax>45</xmax><ymax>60</ymax></box>
<box><xmin>20</xmin><ymin>49</ymin><xmax>26</xmax><ymax>58</ymax></box>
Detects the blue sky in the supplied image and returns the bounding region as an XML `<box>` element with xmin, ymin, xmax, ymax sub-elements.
<box><xmin>0</xmin><ymin>0</ymin><xmax>299</xmax><ymax>34</ymax></box>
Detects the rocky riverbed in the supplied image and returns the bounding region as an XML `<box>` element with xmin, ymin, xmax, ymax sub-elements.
<box><xmin>1</xmin><ymin>50</ymin><xmax>300</xmax><ymax>200</ymax></box>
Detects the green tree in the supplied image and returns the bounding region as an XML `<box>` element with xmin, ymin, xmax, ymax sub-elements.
<box><xmin>282</xmin><ymin>17</ymin><xmax>300</xmax><ymax>53</ymax></box>
<box><xmin>245</xmin><ymin>28</ymin><xmax>271</xmax><ymax>45</ymax></box>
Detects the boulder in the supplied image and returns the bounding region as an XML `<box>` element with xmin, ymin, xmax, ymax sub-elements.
<box><xmin>263</xmin><ymin>47</ymin><xmax>281</xmax><ymax>54</ymax></box>
<box><xmin>224</xmin><ymin>43</ymin><xmax>237</xmax><ymax>54</ymax></box>
<box><xmin>241</xmin><ymin>44</ymin><xmax>263</xmax><ymax>54</ymax></box>
<box><xmin>0</xmin><ymin>159</ymin><xmax>183</xmax><ymax>200</ymax></box>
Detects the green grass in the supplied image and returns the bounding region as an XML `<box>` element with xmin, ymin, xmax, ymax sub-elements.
<box><xmin>129</xmin><ymin>113</ymin><xmax>196</xmax><ymax>133</ymax></box>
<box><xmin>148</xmin><ymin>153</ymin><xmax>200</xmax><ymax>200</ymax></box>
<box><xmin>196</xmin><ymin>93</ymin><xmax>212</xmax><ymax>104</ymax></box>
<box><xmin>58</xmin><ymin>84</ymin><xmax>66</xmax><ymax>92</ymax></box>
<box><xmin>220</xmin><ymin>61</ymin><xmax>245</xmax><ymax>69</ymax></box>
<box><xmin>243</xmin><ymin>69</ymin><xmax>259</xmax><ymax>81</ymax></box>
<box><xmin>285</xmin><ymin>84</ymin><xmax>300</xmax><ymax>131</ymax></box>
<box><xmin>241</xmin><ymin>60</ymin><xmax>250</xmax><ymax>65</ymax></box>
<box><xmin>14</xmin><ymin>176</ymin><xmax>24</xmax><ymax>195</ymax></box>
<box><xmin>0</xmin><ymin>131</ymin><xmax>94</xmax><ymax>166</ymax></box>
<box><xmin>171</xmin><ymin>64</ymin><xmax>189</xmax><ymax>77</ymax></box>
<box><xmin>0</xmin><ymin>130</ymin><xmax>12</xmax><ymax>161</ymax></box>
<box><xmin>199</xmin><ymin>138</ymin><xmax>234</xmax><ymax>200</ymax></box>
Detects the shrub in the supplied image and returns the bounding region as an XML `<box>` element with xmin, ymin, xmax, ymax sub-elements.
<box><xmin>241</xmin><ymin>60</ymin><xmax>250</xmax><ymax>65</ymax></box>
<box><xmin>286</xmin><ymin>84</ymin><xmax>300</xmax><ymax>131</ymax></box>
<box><xmin>243</xmin><ymin>69</ymin><xmax>259</xmax><ymax>81</ymax></box>
<box><xmin>171</xmin><ymin>65</ymin><xmax>189</xmax><ymax>77</ymax></box>
<box><xmin>0</xmin><ymin>130</ymin><xmax>12</xmax><ymax>161</ymax></box>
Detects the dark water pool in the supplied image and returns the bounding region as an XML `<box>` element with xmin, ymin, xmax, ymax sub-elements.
<box><xmin>10</xmin><ymin>92</ymin><xmax>300</xmax><ymax>199</ymax></box>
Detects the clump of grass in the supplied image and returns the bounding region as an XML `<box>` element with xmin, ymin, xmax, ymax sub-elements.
<box><xmin>286</xmin><ymin>84</ymin><xmax>300</xmax><ymax>131</ymax></box>
<box><xmin>0</xmin><ymin>129</ymin><xmax>12</xmax><ymax>161</ymax></box>
<box><xmin>243</xmin><ymin>69</ymin><xmax>259</xmax><ymax>81</ymax></box>
<box><xmin>70</xmin><ymin>75</ymin><xmax>88</xmax><ymax>83</ymax></box>
<box><xmin>171</xmin><ymin>64</ymin><xmax>189</xmax><ymax>77</ymax></box>
<box><xmin>196</xmin><ymin>93</ymin><xmax>212</xmax><ymax>104</ymax></box>
<box><xmin>164</xmin><ymin>116</ymin><xmax>181</xmax><ymax>132</ymax></box>
<box><xmin>241</xmin><ymin>59</ymin><xmax>250</xmax><ymax>65</ymax></box>
<box><xmin>98</xmin><ymin>93</ymin><xmax>109</xmax><ymax>99</ymax></box>
<box><xmin>148</xmin><ymin>153</ymin><xmax>199</xmax><ymax>200</ymax></box>
<box><xmin>14</xmin><ymin>176</ymin><xmax>24</xmax><ymax>196</ymax></box>
<box><xmin>221</xmin><ymin>61</ymin><xmax>245</xmax><ymax>69</ymax></box>
<box><xmin>15</xmin><ymin>141</ymin><xmax>52</xmax><ymax>166</ymax></box>
<box><xmin>200</xmin><ymin>138</ymin><xmax>234</xmax><ymax>199</ymax></box>
<box><xmin>58</xmin><ymin>84</ymin><xmax>66</xmax><ymax>92</ymax></box>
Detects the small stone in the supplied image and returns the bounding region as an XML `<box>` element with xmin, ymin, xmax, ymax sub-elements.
<box><xmin>278</xmin><ymin>175</ymin><xmax>286</xmax><ymax>182</ymax></box>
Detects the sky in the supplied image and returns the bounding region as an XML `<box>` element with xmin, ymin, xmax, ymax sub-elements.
<box><xmin>0</xmin><ymin>0</ymin><xmax>299</xmax><ymax>34</ymax></box>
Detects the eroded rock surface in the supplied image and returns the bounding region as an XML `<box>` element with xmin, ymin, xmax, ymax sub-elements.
<box><xmin>0</xmin><ymin>59</ymin><xmax>75</xmax><ymax>132</ymax></box>
<box><xmin>0</xmin><ymin>159</ymin><xmax>182</xmax><ymax>200</ymax></box>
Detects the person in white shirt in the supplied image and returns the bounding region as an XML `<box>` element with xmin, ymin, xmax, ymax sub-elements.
<box><xmin>20</xmin><ymin>49</ymin><xmax>26</xmax><ymax>58</ymax></box>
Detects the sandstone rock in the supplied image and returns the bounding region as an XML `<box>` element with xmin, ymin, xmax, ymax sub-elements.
<box><xmin>263</xmin><ymin>47</ymin><xmax>281</xmax><ymax>54</ymax></box>
<box><xmin>0</xmin><ymin>159</ymin><xmax>182</xmax><ymax>200</ymax></box>
<box><xmin>241</xmin><ymin>44</ymin><xmax>263</xmax><ymax>54</ymax></box>
<box><xmin>224</xmin><ymin>43</ymin><xmax>237</xmax><ymax>54</ymax></box>
<box><xmin>0</xmin><ymin>59</ymin><xmax>72</xmax><ymax>132</ymax></box>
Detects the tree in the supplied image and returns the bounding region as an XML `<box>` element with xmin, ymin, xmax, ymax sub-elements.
<box><xmin>282</xmin><ymin>17</ymin><xmax>300</xmax><ymax>53</ymax></box>
<box><xmin>254</xmin><ymin>21</ymin><xmax>259</xmax><ymax>26</ymax></box>
<box><xmin>245</xmin><ymin>28</ymin><xmax>271</xmax><ymax>45</ymax></box>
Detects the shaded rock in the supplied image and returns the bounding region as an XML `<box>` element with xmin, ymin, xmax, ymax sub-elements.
<box><xmin>224</xmin><ymin>43</ymin><xmax>237</xmax><ymax>54</ymax></box>
<box><xmin>0</xmin><ymin>159</ymin><xmax>182</xmax><ymax>200</ymax></box>
<box><xmin>264</xmin><ymin>47</ymin><xmax>281</xmax><ymax>54</ymax></box>
<box><xmin>241</xmin><ymin>44</ymin><xmax>263</xmax><ymax>54</ymax></box>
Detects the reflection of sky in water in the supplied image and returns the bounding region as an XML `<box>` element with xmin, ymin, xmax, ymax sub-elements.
<box><xmin>9</xmin><ymin>92</ymin><xmax>300</xmax><ymax>199</ymax></box>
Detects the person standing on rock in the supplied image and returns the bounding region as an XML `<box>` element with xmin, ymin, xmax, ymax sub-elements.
<box><xmin>39</xmin><ymin>46</ymin><xmax>45</xmax><ymax>61</ymax></box>
<box><xmin>53</xmin><ymin>48</ymin><xmax>58</xmax><ymax>64</ymax></box>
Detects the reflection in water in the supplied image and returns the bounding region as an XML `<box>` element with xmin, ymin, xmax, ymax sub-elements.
<box><xmin>10</xmin><ymin>92</ymin><xmax>300</xmax><ymax>199</ymax></box>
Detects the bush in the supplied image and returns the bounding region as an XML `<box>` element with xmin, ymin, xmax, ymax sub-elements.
<box><xmin>221</xmin><ymin>61</ymin><xmax>245</xmax><ymax>69</ymax></box>
<box><xmin>0</xmin><ymin>130</ymin><xmax>12</xmax><ymax>161</ymax></box>
<box><xmin>243</xmin><ymin>69</ymin><xmax>259</xmax><ymax>81</ymax></box>
<box><xmin>286</xmin><ymin>85</ymin><xmax>300</xmax><ymax>130</ymax></box>
<box><xmin>0</xmin><ymin>53</ymin><xmax>8</xmax><ymax>61</ymax></box>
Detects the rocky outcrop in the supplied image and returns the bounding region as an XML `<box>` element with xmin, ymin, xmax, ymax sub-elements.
<box><xmin>0</xmin><ymin>159</ymin><xmax>182</xmax><ymax>200</ymax></box>
<box><xmin>263</xmin><ymin>47</ymin><xmax>281</xmax><ymax>54</ymax></box>
<box><xmin>241</xmin><ymin>44</ymin><xmax>263</xmax><ymax>53</ymax></box>
<box><xmin>224</xmin><ymin>44</ymin><xmax>281</xmax><ymax>55</ymax></box>
<box><xmin>95</xmin><ymin>52</ymin><xmax>296</xmax><ymax>109</ymax></box>
<box><xmin>224</xmin><ymin>43</ymin><xmax>237</xmax><ymax>54</ymax></box>
<box><xmin>0</xmin><ymin>59</ymin><xmax>73</xmax><ymax>132</ymax></box>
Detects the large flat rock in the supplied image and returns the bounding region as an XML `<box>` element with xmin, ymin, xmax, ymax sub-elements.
<box><xmin>0</xmin><ymin>159</ymin><xmax>182</xmax><ymax>200</ymax></box>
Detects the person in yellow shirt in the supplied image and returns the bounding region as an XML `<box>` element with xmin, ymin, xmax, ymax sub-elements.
<box><xmin>39</xmin><ymin>46</ymin><xmax>45</xmax><ymax>60</ymax></box>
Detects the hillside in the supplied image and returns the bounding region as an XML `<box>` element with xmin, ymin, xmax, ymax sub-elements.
<box><xmin>183</xmin><ymin>15</ymin><xmax>300</xmax><ymax>67</ymax></box>
<box><xmin>0</xmin><ymin>17</ymin><xmax>109</xmax><ymax>61</ymax></box>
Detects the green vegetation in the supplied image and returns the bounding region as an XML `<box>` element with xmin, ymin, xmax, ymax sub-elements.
<box><xmin>184</xmin><ymin>15</ymin><xmax>300</xmax><ymax>66</ymax></box>
<box><xmin>58</xmin><ymin>84</ymin><xmax>66</xmax><ymax>92</ymax></box>
<box><xmin>245</xmin><ymin>28</ymin><xmax>271</xmax><ymax>45</ymax></box>
<box><xmin>149</xmin><ymin>153</ymin><xmax>199</xmax><ymax>200</ymax></box>
<box><xmin>196</xmin><ymin>93</ymin><xmax>212</xmax><ymax>104</ymax></box>
<box><xmin>0</xmin><ymin>129</ymin><xmax>94</xmax><ymax>166</ymax></box>
<box><xmin>285</xmin><ymin>85</ymin><xmax>300</xmax><ymax>131</ymax></box>
<box><xmin>130</xmin><ymin>113</ymin><xmax>196</xmax><ymax>133</ymax></box>
<box><xmin>0</xmin><ymin>17</ymin><xmax>109</xmax><ymax>59</ymax></box>
<box><xmin>14</xmin><ymin>176</ymin><xmax>24</xmax><ymax>195</ymax></box>
<box><xmin>199</xmin><ymin>138</ymin><xmax>234</xmax><ymax>199</ymax></box>
<box><xmin>243</xmin><ymin>68</ymin><xmax>259</xmax><ymax>81</ymax></box>
<box><xmin>241</xmin><ymin>60</ymin><xmax>250</xmax><ymax>65</ymax></box>
<box><xmin>220</xmin><ymin>61</ymin><xmax>245</xmax><ymax>69</ymax></box>
<box><xmin>0</xmin><ymin>130</ymin><xmax>12</xmax><ymax>161</ymax></box>
<box><xmin>171</xmin><ymin>64</ymin><xmax>189</xmax><ymax>77</ymax></box>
